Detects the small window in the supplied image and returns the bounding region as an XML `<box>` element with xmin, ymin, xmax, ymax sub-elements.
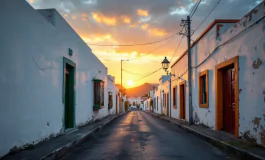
<box><xmin>157</xmin><ymin>96</ymin><xmax>158</xmax><ymax>111</ymax></box>
<box><xmin>173</xmin><ymin>87</ymin><xmax>176</xmax><ymax>108</ymax></box>
<box><xmin>93</xmin><ymin>80</ymin><xmax>104</xmax><ymax>110</ymax></box>
<box><xmin>108</xmin><ymin>92</ymin><xmax>113</xmax><ymax>109</ymax></box>
<box><xmin>199</xmin><ymin>70</ymin><xmax>209</xmax><ymax>108</ymax></box>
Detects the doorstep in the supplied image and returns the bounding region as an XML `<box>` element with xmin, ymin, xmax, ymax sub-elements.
<box><xmin>148</xmin><ymin>112</ymin><xmax>265</xmax><ymax>160</ymax></box>
<box><xmin>1</xmin><ymin>112</ymin><xmax>126</xmax><ymax>160</ymax></box>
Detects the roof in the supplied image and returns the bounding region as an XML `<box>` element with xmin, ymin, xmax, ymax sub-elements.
<box><xmin>170</xmin><ymin>19</ymin><xmax>239</xmax><ymax>68</ymax></box>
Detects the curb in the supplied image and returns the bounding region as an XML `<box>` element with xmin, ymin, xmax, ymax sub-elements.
<box><xmin>148</xmin><ymin>112</ymin><xmax>264</xmax><ymax>160</ymax></box>
<box><xmin>41</xmin><ymin>112</ymin><xmax>127</xmax><ymax>160</ymax></box>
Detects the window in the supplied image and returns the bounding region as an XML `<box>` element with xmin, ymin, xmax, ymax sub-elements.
<box><xmin>157</xmin><ymin>96</ymin><xmax>158</xmax><ymax>111</ymax></box>
<box><xmin>108</xmin><ymin>92</ymin><xmax>113</xmax><ymax>109</ymax></box>
<box><xmin>198</xmin><ymin>70</ymin><xmax>209</xmax><ymax>108</ymax></box>
<box><xmin>93</xmin><ymin>79</ymin><xmax>104</xmax><ymax>110</ymax></box>
<box><xmin>154</xmin><ymin>98</ymin><xmax>156</xmax><ymax>110</ymax></box>
<box><xmin>173</xmin><ymin>87</ymin><xmax>176</xmax><ymax>108</ymax></box>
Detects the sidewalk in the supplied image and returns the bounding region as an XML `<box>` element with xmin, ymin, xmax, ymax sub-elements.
<box><xmin>148</xmin><ymin>112</ymin><xmax>265</xmax><ymax>160</ymax></box>
<box><xmin>1</xmin><ymin>112</ymin><xmax>126</xmax><ymax>160</ymax></box>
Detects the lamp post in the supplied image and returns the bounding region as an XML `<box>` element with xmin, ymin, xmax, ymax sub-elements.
<box><xmin>121</xmin><ymin>59</ymin><xmax>129</xmax><ymax>112</ymax></box>
<box><xmin>161</xmin><ymin>57</ymin><xmax>175</xmax><ymax>118</ymax></box>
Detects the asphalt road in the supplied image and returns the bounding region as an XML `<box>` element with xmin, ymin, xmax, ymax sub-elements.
<box><xmin>61</xmin><ymin>111</ymin><xmax>235</xmax><ymax>160</ymax></box>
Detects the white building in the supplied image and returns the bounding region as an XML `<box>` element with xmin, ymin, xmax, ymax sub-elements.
<box><xmin>153</xmin><ymin>75</ymin><xmax>170</xmax><ymax>115</ymax></box>
<box><xmin>0</xmin><ymin>0</ymin><xmax>119</xmax><ymax>157</ymax></box>
<box><xmin>107</xmin><ymin>75</ymin><xmax>120</xmax><ymax>115</ymax></box>
<box><xmin>170</xmin><ymin>2</ymin><xmax>265</xmax><ymax>145</ymax></box>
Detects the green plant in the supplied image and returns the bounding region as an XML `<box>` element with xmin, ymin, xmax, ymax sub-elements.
<box><xmin>93</xmin><ymin>104</ymin><xmax>101</xmax><ymax>111</ymax></box>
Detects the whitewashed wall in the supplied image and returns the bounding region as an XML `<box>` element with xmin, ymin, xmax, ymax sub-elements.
<box><xmin>0</xmin><ymin>0</ymin><xmax>114</xmax><ymax>157</ymax></box>
<box><xmin>107</xmin><ymin>75</ymin><xmax>117</xmax><ymax>115</ymax></box>
<box><xmin>171</xmin><ymin>2</ymin><xmax>265</xmax><ymax>145</ymax></box>
<box><xmin>154</xmin><ymin>86</ymin><xmax>162</xmax><ymax>114</ymax></box>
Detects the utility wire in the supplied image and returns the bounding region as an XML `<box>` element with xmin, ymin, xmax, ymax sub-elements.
<box><xmin>122</xmin><ymin>69</ymin><xmax>153</xmax><ymax>76</ymax></box>
<box><xmin>168</xmin><ymin>0</ymin><xmax>202</xmax><ymax>65</ymax></box>
<box><xmin>190</xmin><ymin>0</ymin><xmax>202</xmax><ymax>18</ymax></box>
<box><xmin>86</xmin><ymin>31</ymin><xmax>180</xmax><ymax>46</ymax></box>
<box><xmin>129</xmin><ymin>35</ymin><xmax>177</xmax><ymax>60</ymax></box>
<box><xmin>133</xmin><ymin>68</ymin><xmax>162</xmax><ymax>82</ymax></box>
<box><xmin>193</xmin><ymin>15</ymin><xmax>264</xmax><ymax>68</ymax></box>
<box><xmin>169</xmin><ymin>35</ymin><xmax>184</xmax><ymax>63</ymax></box>
<box><xmin>194</xmin><ymin>0</ymin><xmax>222</xmax><ymax>31</ymax></box>
<box><xmin>172</xmin><ymin>15</ymin><xmax>265</xmax><ymax>80</ymax></box>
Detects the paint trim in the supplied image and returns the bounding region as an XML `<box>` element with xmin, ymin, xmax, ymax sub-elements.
<box><xmin>198</xmin><ymin>70</ymin><xmax>209</xmax><ymax>108</ymax></box>
<box><xmin>179</xmin><ymin>80</ymin><xmax>186</xmax><ymax>120</ymax></box>
<box><xmin>215</xmin><ymin>56</ymin><xmax>239</xmax><ymax>137</ymax></box>
<box><xmin>171</xmin><ymin>19</ymin><xmax>239</xmax><ymax>68</ymax></box>
<box><xmin>62</xmin><ymin>57</ymin><xmax>76</xmax><ymax>132</ymax></box>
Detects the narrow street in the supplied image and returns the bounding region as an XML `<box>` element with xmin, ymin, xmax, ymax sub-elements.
<box><xmin>61</xmin><ymin>111</ymin><xmax>233</xmax><ymax>160</ymax></box>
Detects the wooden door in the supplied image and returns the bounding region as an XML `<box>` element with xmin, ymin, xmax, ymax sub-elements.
<box><xmin>65</xmin><ymin>64</ymin><xmax>74</xmax><ymax>129</ymax></box>
<box><xmin>223</xmin><ymin>67</ymin><xmax>235</xmax><ymax>134</ymax></box>
<box><xmin>180</xmin><ymin>84</ymin><xmax>186</xmax><ymax>119</ymax></box>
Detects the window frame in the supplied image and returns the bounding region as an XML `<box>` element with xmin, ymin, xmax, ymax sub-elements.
<box><xmin>93</xmin><ymin>79</ymin><xmax>105</xmax><ymax>110</ymax></box>
<box><xmin>108</xmin><ymin>92</ymin><xmax>113</xmax><ymax>109</ymax></box>
<box><xmin>198</xmin><ymin>70</ymin><xmax>209</xmax><ymax>108</ymax></box>
<box><xmin>173</xmin><ymin>87</ymin><xmax>176</xmax><ymax>108</ymax></box>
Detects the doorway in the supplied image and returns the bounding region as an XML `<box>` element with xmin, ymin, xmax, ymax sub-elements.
<box><xmin>63</xmin><ymin>57</ymin><xmax>76</xmax><ymax>131</ymax></box>
<box><xmin>215</xmin><ymin>56</ymin><xmax>239</xmax><ymax>137</ymax></box>
<box><xmin>223</xmin><ymin>67</ymin><xmax>235</xmax><ymax>134</ymax></box>
<box><xmin>179</xmin><ymin>81</ymin><xmax>186</xmax><ymax>120</ymax></box>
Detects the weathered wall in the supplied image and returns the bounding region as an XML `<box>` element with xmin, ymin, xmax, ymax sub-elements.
<box><xmin>107</xmin><ymin>75</ymin><xmax>118</xmax><ymax>115</ymax></box>
<box><xmin>171</xmin><ymin>1</ymin><xmax>265</xmax><ymax>145</ymax></box>
<box><xmin>0</xmin><ymin>0</ymin><xmax>113</xmax><ymax>157</ymax></box>
<box><xmin>171</xmin><ymin>55</ymin><xmax>190</xmax><ymax>120</ymax></box>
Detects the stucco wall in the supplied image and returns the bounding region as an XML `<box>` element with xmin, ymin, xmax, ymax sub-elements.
<box><xmin>170</xmin><ymin>1</ymin><xmax>265</xmax><ymax>145</ymax></box>
<box><xmin>171</xmin><ymin>55</ymin><xmax>190</xmax><ymax>120</ymax></box>
<box><xmin>0</xmin><ymin>0</ymin><xmax>114</xmax><ymax>157</ymax></box>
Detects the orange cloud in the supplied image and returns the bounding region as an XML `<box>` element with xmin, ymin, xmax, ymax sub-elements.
<box><xmin>72</xmin><ymin>15</ymin><xmax>77</xmax><ymax>19</ymax></box>
<box><xmin>81</xmin><ymin>13</ymin><xmax>89</xmax><ymax>18</ymax></box>
<box><xmin>91</xmin><ymin>12</ymin><xmax>117</xmax><ymax>26</ymax></box>
<box><xmin>137</xmin><ymin>9</ymin><xmax>149</xmax><ymax>17</ymax></box>
<box><xmin>29</xmin><ymin>0</ymin><xmax>34</xmax><ymax>4</ymax></box>
<box><xmin>179</xmin><ymin>6</ymin><xmax>184</xmax><ymax>8</ymax></box>
<box><xmin>121</xmin><ymin>16</ymin><xmax>131</xmax><ymax>24</ymax></box>
<box><xmin>147</xmin><ymin>28</ymin><xmax>167</xmax><ymax>37</ymax></box>
<box><xmin>141</xmin><ymin>24</ymin><xmax>149</xmax><ymax>30</ymax></box>
<box><xmin>177</xmin><ymin>1</ymin><xmax>181</xmax><ymax>4</ymax></box>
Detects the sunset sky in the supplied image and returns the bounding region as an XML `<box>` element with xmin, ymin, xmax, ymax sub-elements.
<box><xmin>27</xmin><ymin>0</ymin><xmax>261</xmax><ymax>88</ymax></box>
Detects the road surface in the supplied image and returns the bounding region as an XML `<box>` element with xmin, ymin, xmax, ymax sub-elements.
<box><xmin>61</xmin><ymin>111</ymin><xmax>236</xmax><ymax>160</ymax></box>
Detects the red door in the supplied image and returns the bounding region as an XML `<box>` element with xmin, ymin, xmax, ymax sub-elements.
<box><xmin>223</xmin><ymin>67</ymin><xmax>235</xmax><ymax>134</ymax></box>
<box><xmin>180</xmin><ymin>85</ymin><xmax>186</xmax><ymax>119</ymax></box>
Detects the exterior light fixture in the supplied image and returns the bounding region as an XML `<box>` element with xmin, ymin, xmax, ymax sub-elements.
<box><xmin>161</xmin><ymin>57</ymin><xmax>170</xmax><ymax>72</ymax></box>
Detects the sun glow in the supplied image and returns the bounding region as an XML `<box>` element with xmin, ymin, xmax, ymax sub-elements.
<box><xmin>127</xmin><ymin>80</ymin><xmax>134</xmax><ymax>86</ymax></box>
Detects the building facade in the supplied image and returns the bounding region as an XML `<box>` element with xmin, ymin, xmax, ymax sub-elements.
<box><xmin>170</xmin><ymin>2</ymin><xmax>265</xmax><ymax>145</ymax></box>
<box><xmin>0</xmin><ymin>0</ymin><xmax>119</xmax><ymax>157</ymax></box>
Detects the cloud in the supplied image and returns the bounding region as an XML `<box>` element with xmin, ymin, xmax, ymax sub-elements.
<box><xmin>137</xmin><ymin>9</ymin><xmax>149</xmax><ymax>16</ymax></box>
<box><xmin>91</xmin><ymin>12</ymin><xmax>117</xmax><ymax>26</ymax></box>
<box><xmin>121</xmin><ymin>16</ymin><xmax>131</xmax><ymax>24</ymax></box>
<box><xmin>141</xmin><ymin>24</ymin><xmax>149</xmax><ymax>29</ymax></box>
<box><xmin>27</xmin><ymin>0</ymin><xmax>261</xmax><ymax>84</ymax></box>
<box><xmin>147</xmin><ymin>28</ymin><xmax>168</xmax><ymax>37</ymax></box>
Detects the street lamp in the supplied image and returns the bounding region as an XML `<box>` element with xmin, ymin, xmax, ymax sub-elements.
<box><xmin>121</xmin><ymin>59</ymin><xmax>129</xmax><ymax>112</ymax></box>
<box><xmin>161</xmin><ymin>57</ymin><xmax>175</xmax><ymax>118</ymax></box>
<box><xmin>161</xmin><ymin>57</ymin><xmax>170</xmax><ymax>72</ymax></box>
